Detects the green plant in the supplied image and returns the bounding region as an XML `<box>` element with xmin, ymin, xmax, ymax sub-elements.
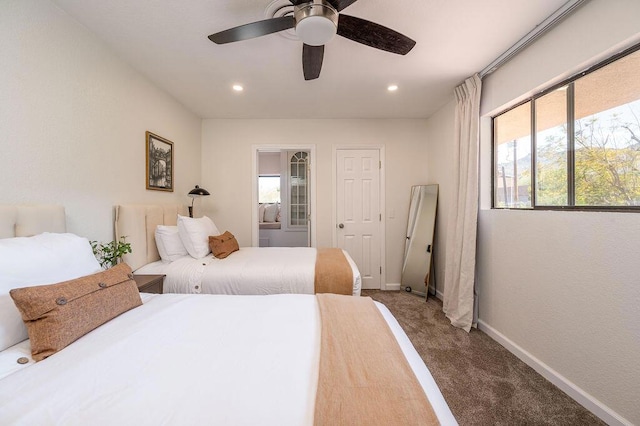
<box><xmin>90</xmin><ymin>236</ymin><xmax>132</xmax><ymax>269</ymax></box>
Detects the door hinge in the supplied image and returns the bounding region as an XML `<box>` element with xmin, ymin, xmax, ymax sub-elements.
<box><xmin>380</xmin><ymin>266</ymin><xmax>382</xmax><ymax>275</ymax></box>
<box><xmin>379</xmin><ymin>161</ymin><xmax>382</xmax><ymax>169</ymax></box>
<box><xmin>379</xmin><ymin>213</ymin><xmax>382</xmax><ymax>221</ymax></box>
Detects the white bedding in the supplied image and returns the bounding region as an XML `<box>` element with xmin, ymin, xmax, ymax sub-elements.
<box><xmin>0</xmin><ymin>340</ymin><xmax>33</xmax><ymax>381</ymax></box>
<box><xmin>0</xmin><ymin>293</ymin><xmax>456</xmax><ymax>425</ymax></box>
<box><xmin>135</xmin><ymin>247</ymin><xmax>362</xmax><ymax>296</ymax></box>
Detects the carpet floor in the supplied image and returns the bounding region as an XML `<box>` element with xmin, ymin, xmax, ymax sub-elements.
<box><xmin>362</xmin><ymin>290</ymin><xmax>605</xmax><ymax>426</ymax></box>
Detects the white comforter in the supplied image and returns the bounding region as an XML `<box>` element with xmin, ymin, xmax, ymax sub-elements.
<box><xmin>0</xmin><ymin>294</ymin><xmax>456</xmax><ymax>426</ymax></box>
<box><xmin>136</xmin><ymin>247</ymin><xmax>362</xmax><ymax>296</ymax></box>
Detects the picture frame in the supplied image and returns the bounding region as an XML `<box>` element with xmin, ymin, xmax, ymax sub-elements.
<box><xmin>145</xmin><ymin>131</ymin><xmax>174</xmax><ymax>192</ymax></box>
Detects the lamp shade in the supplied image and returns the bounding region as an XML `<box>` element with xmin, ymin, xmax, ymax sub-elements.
<box><xmin>188</xmin><ymin>185</ymin><xmax>210</xmax><ymax>197</ymax></box>
<box><xmin>187</xmin><ymin>185</ymin><xmax>210</xmax><ymax>217</ymax></box>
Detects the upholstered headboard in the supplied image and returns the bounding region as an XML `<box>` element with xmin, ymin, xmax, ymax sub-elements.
<box><xmin>114</xmin><ymin>204</ymin><xmax>188</xmax><ymax>271</ymax></box>
<box><xmin>0</xmin><ymin>205</ymin><xmax>66</xmax><ymax>238</ymax></box>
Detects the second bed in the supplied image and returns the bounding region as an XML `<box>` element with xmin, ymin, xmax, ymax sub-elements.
<box><xmin>116</xmin><ymin>204</ymin><xmax>361</xmax><ymax>296</ymax></box>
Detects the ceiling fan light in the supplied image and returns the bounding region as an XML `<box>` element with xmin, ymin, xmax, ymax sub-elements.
<box><xmin>294</xmin><ymin>2</ymin><xmax>338</xmax><ymax>46</ymax></box>
<box><xmin>296</xmin><ymin>15</ymin><xmax>337</xmax><ymax>46</ymax></box>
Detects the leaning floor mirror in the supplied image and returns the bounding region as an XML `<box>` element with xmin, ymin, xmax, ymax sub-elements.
<box><xmin>401</xmin><ymin>184</ymin><xmax>438</xmax><ymax>298</ymax></box>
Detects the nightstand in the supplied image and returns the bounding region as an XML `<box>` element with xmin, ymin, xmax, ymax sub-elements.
<box><xmin>133</xmin><ymin>274</ymin><xmax>165</xmax><ymax>294</ymax></box>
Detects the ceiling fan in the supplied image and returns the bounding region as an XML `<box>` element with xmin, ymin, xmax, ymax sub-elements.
<box><xmin>207</xmin><ymin>0</ymin><xmax>416</xmax><ymax>80</ymax></box>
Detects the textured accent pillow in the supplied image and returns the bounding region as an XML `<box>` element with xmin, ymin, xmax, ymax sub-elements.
<box><xmin>9</xmin><ymin>263</ymin><xmax>142</xmax><ymax>361</ymax></box>
<box><xmin>155</xmin><ymin>225</ymin><xmax>188</xmax><ymax>262</ymax></box>
<box><xmin>177</xmin><ymin>215</ymin><xmax>220</xmax><ymax>259</ymax></box>
<box><xmin>263</xmin><ymin>203</ymin><xmax>278</xmax><ymax>223</ymax></box>
<box><xmin>258</xmin><ymin>204</ymin><xmax>266</xmax><ymax>223</ymax></box>
<box><xmin>209</xmin><ymin>231</ymin><xmax>240</xmax><ymax>259</ymax></box>
<box><xmin>0</xmin><ymin>233</ymin><xmax>102</xmax><ymax>352</ymax></box>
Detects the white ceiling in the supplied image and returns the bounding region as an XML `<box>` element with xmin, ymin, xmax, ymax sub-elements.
<box><xmin>51</xmin><ymin>0</ymin><xmax>569</xmax><ymax>119</ymax></box>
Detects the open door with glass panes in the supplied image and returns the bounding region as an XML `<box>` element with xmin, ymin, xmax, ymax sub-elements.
<box><xmin>256</xmin><ymin>149</ymin><xmax>310</xmax><ymax>248</ymax></box>
<box><xmin>287</xmin><ymin>151</ymin><xmax>310</xmax><ymax>246</ymax></box>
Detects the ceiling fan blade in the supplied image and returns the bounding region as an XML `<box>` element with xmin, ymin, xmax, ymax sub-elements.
<box><xmin>326</xmin><ymin>0</ymin><xmax>359</xmax><ymax>12</ymax></box>
<box><xmin>289</xmin><ymin>0</ymin><xmax>308</xmax><ymax>5</ymax></box>
<box><xmin>337</xmin><ymin>14</ymin><xmax>416</xmax><ymax>55</ymax></box>
<box><xmin>302</xmin><ymin>44</ymin><xmax>324</xmax><ymax>80</ymax></box>
<box><xmin>208</xmin><ymin>16</ymin><xmax>295</xmax><ymax>44</ymax></box>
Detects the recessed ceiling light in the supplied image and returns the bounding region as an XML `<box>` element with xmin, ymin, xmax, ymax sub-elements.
<box><xmin>387</xmin><ymin>85</ymin><xmax>398</xmax><ymax>92</ymax></box>
<box><xmin>232</xmin><ymin>84</ymin><xmax>244</xmax><ymax>92</ymax></box>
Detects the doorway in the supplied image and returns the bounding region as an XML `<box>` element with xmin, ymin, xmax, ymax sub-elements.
<box><xmin>252</xmin><ymin>146</ymin><xmax>316</xmax><ymax>247</ymax></box>
<box><xmin>334</xmin><ymin>147</ymin><xmax>384</xmax><ymax>289</ymax></box>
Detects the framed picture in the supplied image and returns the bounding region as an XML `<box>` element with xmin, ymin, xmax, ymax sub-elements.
<box><xmin>145</xmin><ymin>131</ymin><xmax>174</xmax><ymax>192</ymax></box>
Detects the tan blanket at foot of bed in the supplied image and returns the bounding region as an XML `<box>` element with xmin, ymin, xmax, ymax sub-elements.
<box><xmin>314</xmin><ymin>294</ymin><xmax>440</xmax><ymax>426</ymax></box>
<box><xmin>314</xmin><ymin>248</ymin><xmax>353</xmax><ymax>295</ymax></box>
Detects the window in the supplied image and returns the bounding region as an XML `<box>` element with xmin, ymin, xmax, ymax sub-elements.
<box><xmin>494</xmin><ymin>102</ymin><xmax>532</xmax><ymax>208</ymax></box>
<box><xmin>492</xmin><ymin>44</ymin><xmax>640</xmax><ymax>210</ymax></box>
<box><xmin>535</xmin><ymin>87</ymin><xmax>568</xmax><ymax>206</ymax></box>
<box><xmin>258</xmin><ymin>176</ymin><xmax>280</xmax><ymax>204</ymax></box>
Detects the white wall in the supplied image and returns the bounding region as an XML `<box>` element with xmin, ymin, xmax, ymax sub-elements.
<box><xmin>426</xmin><ymin>1</ymin><xmax>640</xmax><ymax>424</ymax></box>
<box><xmin>201</xmin><ymin>119</ymin><xmax>429</xmax><ymax>286</ymax></box>
<box><xmin>0</xmin><ymin>0</ymin><xmax>202</xmax><ymax>242</ymax></box>
<box><xmin>257</xmin><ymin>151</ymin><xmax>281</xmax><ymax>175</ymax></box>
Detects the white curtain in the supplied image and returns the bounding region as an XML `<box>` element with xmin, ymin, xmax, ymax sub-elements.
<box><xmin>442</xmin><ymin>74</ymin><xmax>482</xmax><ymax>332</ymax></box>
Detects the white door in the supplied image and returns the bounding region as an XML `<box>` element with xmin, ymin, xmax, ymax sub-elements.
<box><xmin>336</xmin><ymin>149</ymin><xmax>382</xmax><ymax>289</ymax></box>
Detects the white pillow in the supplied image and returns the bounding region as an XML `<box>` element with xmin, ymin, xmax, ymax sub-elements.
<box><xmin>177</xmin><ymin>215</ymin><xmax>220</xmax><ymax>259</ymax></box>
<box><xmin>155</xmin><ymin>225</ymin><xmax>188</xmax><ymax>263</ymax></box>
<box><xmin>0</xmin><ymin>232</ymin><xmax>102</xmax><ymax>352</ymax></box>
<box><xmin>258</xmin><ymin>204</ymin><xmax>266</xmax><ymax>223</ymax></box>
<box><xmin>0</xmin><ymin>297</ymin><xmax>22</xmax><ymax>355</ymax></box>
<box><xmin>264</xmin><ymin>203</ymin><xmax>278</xmax><ymax>223</ymax></box>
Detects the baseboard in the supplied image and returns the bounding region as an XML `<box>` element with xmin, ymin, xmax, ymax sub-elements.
<box><xmin>384</xmin><ymin>283</ymin><xmax>400</xmax><ymax>291</ymax></box>
<box><xmin>478</xmin><ymin>320</ymin><xmax>632</xmax><ymax>426</ymax></box>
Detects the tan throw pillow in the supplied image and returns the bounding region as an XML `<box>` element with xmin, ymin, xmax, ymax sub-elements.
<box><xmin>10</xmin><ymin>263</ymin><xmax>142</xmax><ymax>361</ymax></box>
<box><xmin>209</xmin><ymin>231</ymin><xmax>240</xmax><ymax>259</ymax></box>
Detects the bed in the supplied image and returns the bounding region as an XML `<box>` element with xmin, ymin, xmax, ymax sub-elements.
<box><xmin>115</xmin><ymin>204</ymin><xmax>362</xmax><ymax>296</ymax></box>
<box><xmin>0</xmin><ymin>205</ymin><xmax>457</xmax><ymax>425</ymax></box>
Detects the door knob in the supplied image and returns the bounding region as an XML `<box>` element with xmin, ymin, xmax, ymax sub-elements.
<box><xmin>338</xmin><ymin>223</ymin><xmax>344</xmax><ymax>229</ymax></box>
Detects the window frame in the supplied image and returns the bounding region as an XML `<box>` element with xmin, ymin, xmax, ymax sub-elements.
<box><xmin>491</xmin><ymin>42</ymin><xmax>640</xmax><ymax>212</ymax></box>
